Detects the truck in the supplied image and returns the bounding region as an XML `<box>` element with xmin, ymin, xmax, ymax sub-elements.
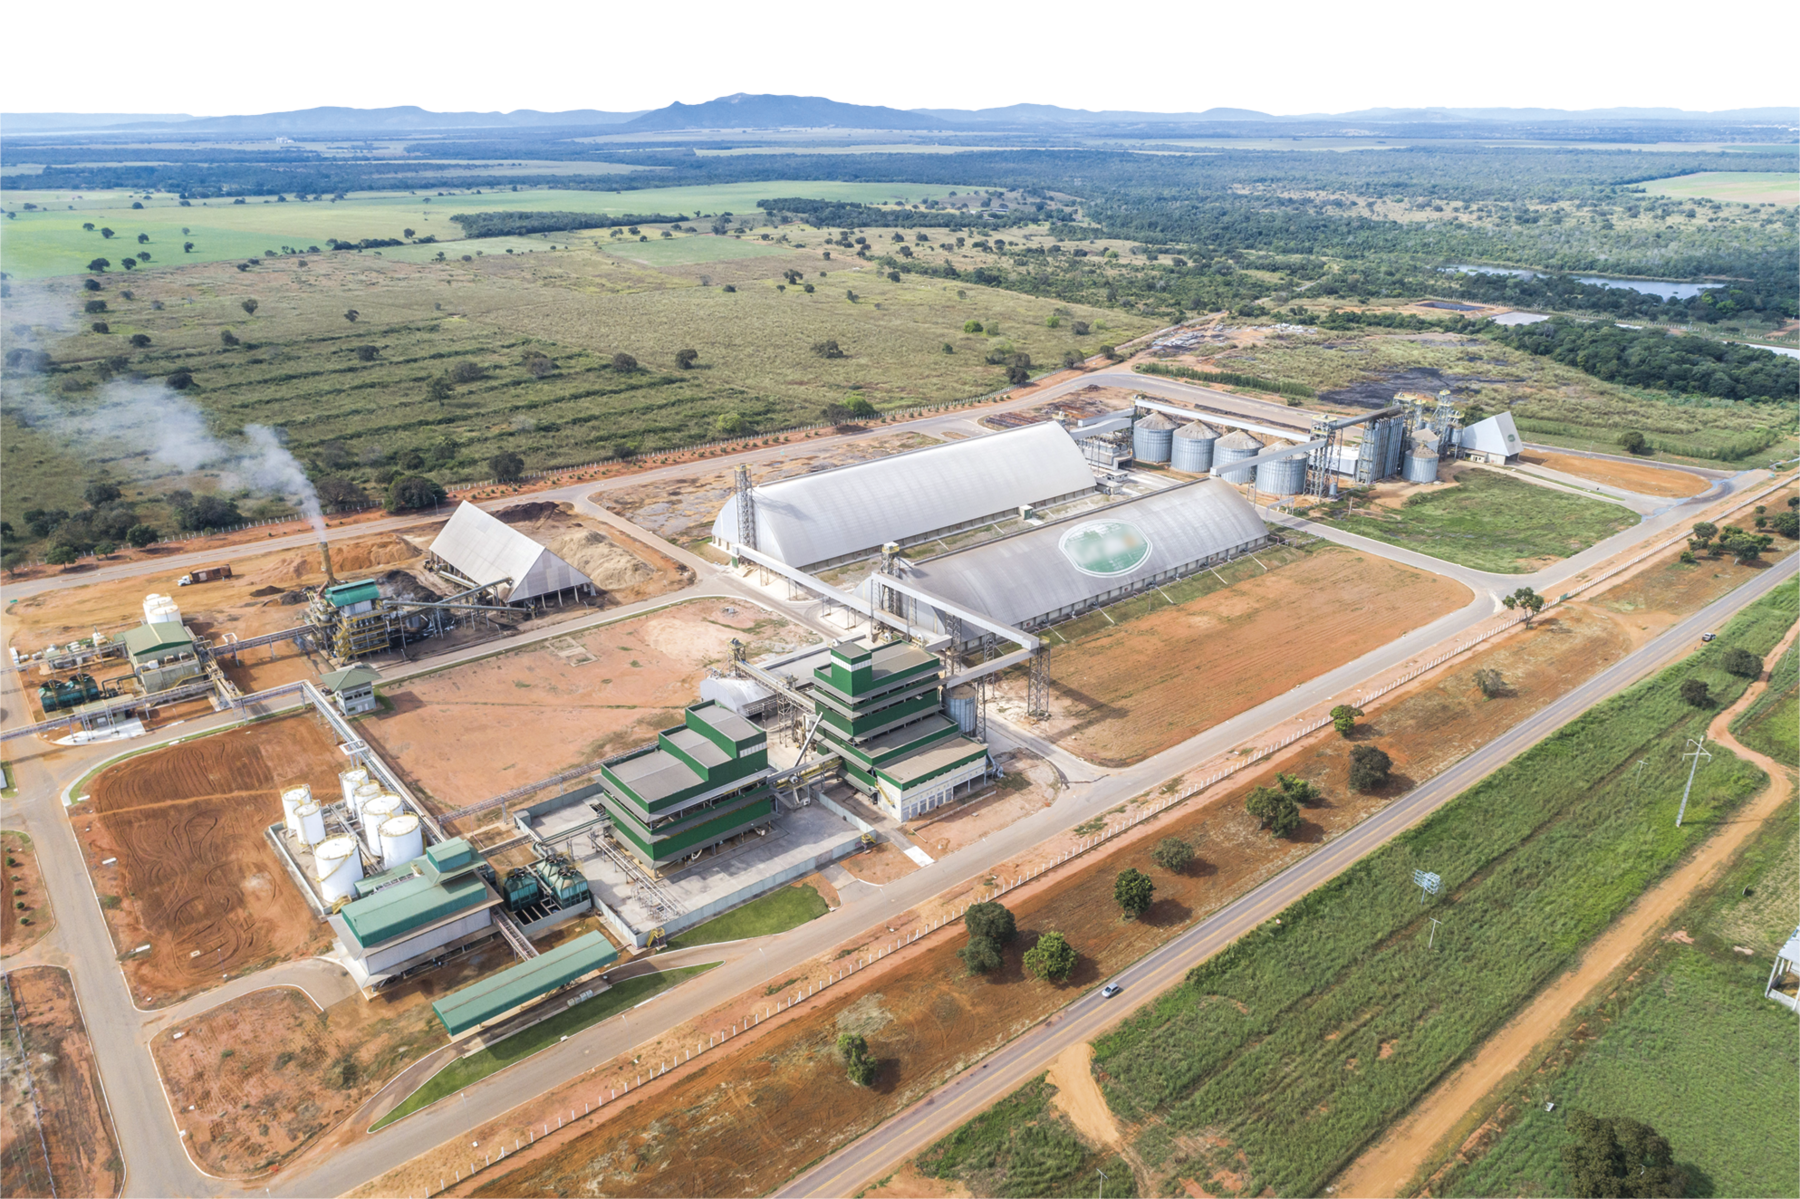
<box><xmin>178</xmin><ymin>564</ymin><xmax>233</xmax><ymax>586</ymax></box>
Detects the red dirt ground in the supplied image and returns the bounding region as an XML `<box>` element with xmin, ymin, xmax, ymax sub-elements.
<box><xmin>1012</xmin><ymin>546</ymin><xmax>1472</xmax><ymax>766</ymax></box>
<box><xmin>1</xmin><ymin>831</ymin><xmax>52</xmax><ymax>957</ymax></box>
<box><xmin>0</xmin><ymin>966</ymin><xmax>122</xmax><ymax>1199</ymax></box>
<box><xmin>76</xmin><ymin>715</ymin><xmax>340</xmax><ymax>1008</ymax></box>
<box><xmin>1519</xmin><ymin>451</ymin><xmax>1708</xmax><ymax>498</ymax></box>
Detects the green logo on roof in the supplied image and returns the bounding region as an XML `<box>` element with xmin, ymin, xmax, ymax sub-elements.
<box><xmin>1059</xmin><ymin>519</ymin><xmax>1152</xmax><ymax>578</ymax></box>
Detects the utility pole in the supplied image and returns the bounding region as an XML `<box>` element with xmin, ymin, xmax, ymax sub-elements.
<box><xmin>1676</xmin><ymin>736</ymin><xmax>1712</xmax><ymax>828</ymax></box>
<box><xmin>1095</xmin><ymin>1169</ymin><xmax>1108</xmax><ymax>1199</ymax></box>
<box><xmin>1428</xmin><ymin>916</ymin><xmax>1443</xmax><ymax>949</ymax></box>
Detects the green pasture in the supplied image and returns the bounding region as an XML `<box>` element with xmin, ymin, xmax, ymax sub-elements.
<box><xmin>1731</xmin><ymin>641</ymin><xmax>1798</xmax><ymax>766</ymax></box>
<box><xmin>666</xmin><ymin>883</ymin><xmax>830</xmax><ymax>949</ymax></box>
<box><xmin>1073</xmin><ymin>587</ymin><xmax>1794</xmax><ymax>1198</ymax></box>
<box><xmin>1639</xmin><ymin>171</ymin><xmax>1799</xmax><ymax>205</ymax></box>
<box><xmin>0</xmin><ymin>180</ymin><xmax>958</xmax><ymax>278</ymax></box>
<box><xmin>1324</xmin><ymin>468</ymin><xmax>1637</xmax><ymax>573</ymax></box>
<box><xmin>369</xmin><ymin>962</ymin><xmax>718</xmax><ymax>1131</ymax></box>
<box><xmin>1444</xmin><ymin>803</ymin><xmax>1799</xmax><ymax>1199</ymax></box>
<box><xmin>916</xmin><ymin>1075</ymin><xmax>1137</xmax><ymax>1198</ymax></box>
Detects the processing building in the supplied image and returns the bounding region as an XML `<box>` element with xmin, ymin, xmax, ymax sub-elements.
<box><xmin>710</xmin><ymin>422</ymin><xmax>1098</xmax><ymax>570</ymax></box>
<box><xmin>328</xmin><ymin>837</ymin><xmax>500</xmax><ymax>991</ymax></box>
<box><xmin>595</xmin><ymin>701</ymin><xmax>779</xmax><ymax>870</ymax></box>
<box><xmin>428</xmin><ymin>502</ymin><xmax>595</xmax><ymax>606</ymax></box>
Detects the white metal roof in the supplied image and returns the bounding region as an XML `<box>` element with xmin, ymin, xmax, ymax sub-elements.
<box><xmin>877</xmin><ymin>480</ymin><xmax>1267</xmax><ymax>631</ymax></box>
<box><xmin>1459</xmin><ymin>412</ymin><xmax>1523</xmax><ymax>459</ymax></box>
<box><xmin>711</xmin><ymin>422</ymin><xmax>1097</xmax><ymax>567</ymax></box>
<box><xmin>428</xmin><ymin>503</ymin><xmax>591</xmax><ymax>602</ymax></box>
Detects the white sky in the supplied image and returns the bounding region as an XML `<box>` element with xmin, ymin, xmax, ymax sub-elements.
<box><xmin>4</xmin><ymin>0</ymin><xmax>1796</xmax><ymax>116</ymax></box>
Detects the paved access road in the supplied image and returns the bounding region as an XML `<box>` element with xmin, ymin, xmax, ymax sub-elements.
<box><xmin>779</xmin><ymin>554</ymin><xmax>1798</xmax><ymax>1198</ymax></box>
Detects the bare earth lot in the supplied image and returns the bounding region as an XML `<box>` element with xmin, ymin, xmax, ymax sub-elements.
<box><xmin>78</xmin><ymin>715</ymin><xmax>339</xmax><ymax>1007</ymax></box>
<box><xmin>1519</xmin><ymin>451</ymin><xmax>1709</xmax><ymax>498</ymax></box>
<box><xmin>0</xmin><ymin>966</ymin><xmax>122</xmax><ymax>1199</ymax></box>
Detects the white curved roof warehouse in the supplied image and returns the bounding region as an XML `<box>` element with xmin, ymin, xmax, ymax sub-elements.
<box><xmin>428</xmin><ymin>502</ymin><xmax>592</xmax><ymax>603</ymax></box>
<box><xmin>711</xmin><ymin>422</ymin><xmax>1097</xmax><ymax>568</ymax></box>
<box><xmin>871</xmin><ymin>479</ymin><xmax>1268</xmax><ymax>636</ymax></box>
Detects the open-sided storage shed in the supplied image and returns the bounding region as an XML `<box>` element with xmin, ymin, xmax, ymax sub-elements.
<box><xmin>428</xmin><ymin>502</ymin><xmax>592</xmax><ymax>604</ymax></box>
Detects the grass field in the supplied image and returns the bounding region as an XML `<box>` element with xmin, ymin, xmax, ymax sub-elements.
<box><xmin>369</xmin><ymin>962</ymin><xmax>718</xmax><ymax>1131</ymax></box>
<box><xmin>666</xmin><ymin>883</ymin><xmax>830</xmax><ymax>949</ymax></box>
<box><xmin>1638</xmin><ymin>171</ymin><xmax>1800</xmax><ymax>206</ymax></box>
<box><xmin>1075</xmin><ymin>586</ymin><xmax>1794</xmax><ymax>1198</ymax></box>
<box><xmin>1442</xmin><ymin>802</ymin><xmax>1800</xmax><ymax>1199</ymax></box>
<box><xmin>0</xmin><ymin>181</ymin><xmax>960</xmax><ymax>278</ymax></box>
<box><xmin>1325</xmin><ymin>468</ymin><xmax>1637</xmax><ymax>573</ymax></box>
<box><xmin>1731</xmin><ymin>642</ymin><xmax>1798</xmax><ymax>766</ymax></box>
<box><xmin>915</xmin><ymin>1075</ymin><xmax>1137</xmax><ymax>1198</ymax></box>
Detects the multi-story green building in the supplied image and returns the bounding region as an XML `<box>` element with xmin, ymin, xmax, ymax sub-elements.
<box><xmin>810</xmin><ymin>639</ymin><xmax>989</xmax><ymax>821</ymax></box>
<box><xmin>596</xmin><ymin>701</ymin><xmax>776</xmax><ymax>870</ymax></box>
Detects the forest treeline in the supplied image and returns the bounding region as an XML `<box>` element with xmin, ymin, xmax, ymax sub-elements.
<box><xmin>1491</xmin><ymin>318</ymin><xmax>1798</xmax><ymax>402</ymax></box>
<box><xmin>448</xmin><ymin>210</ymin><xmax>688</xmax><ymax>237</ymax></box>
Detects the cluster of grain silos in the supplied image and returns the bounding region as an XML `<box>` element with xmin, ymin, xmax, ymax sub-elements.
<box><xmin>1213</xmin><ymin>430</ymin><xmax>1265</xmax><ymax>482</ymax></box>
<box><xmin>1131</xmin><ymin>412</ymin><xmax>1177</xmax><ymax>464</ymax></box>
<box><xmin>1257</xmin><ymin>440</ymin><xmax>1309</xmax><ymax>497</ymax></box>
<box><xmin>1171</xmin><ymin>420</ymin><xmax>1221</xmax><ymax>473</ymax></box>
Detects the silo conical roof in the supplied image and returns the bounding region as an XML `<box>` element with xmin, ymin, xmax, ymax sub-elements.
<box><xmin>1136</xmin><ymin>412</ymin><xmax>1176</xmax><ymax>431</ymax></box>
<box><xmin>1175</xmin><ymin>420</ymin><xmax>1221</xmax><ymax>439</ymax></box>
<box><xmin>1216</xmin><ymin>429</ymin><xmax>1264</xmax><ymax>451</ymax></box>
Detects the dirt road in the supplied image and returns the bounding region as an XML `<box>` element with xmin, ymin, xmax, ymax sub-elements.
<box><xmin>1333</xmin><ymin>618</ymin><xmax>1800</xmax><ymax>1198</ymax></box>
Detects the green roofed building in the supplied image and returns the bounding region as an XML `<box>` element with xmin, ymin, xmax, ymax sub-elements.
<box><xmin>328</xmin><ymin>837</ymin><xmax>499</xmax><ymax>992</ymax></box>
<box><xmin>810</xmin><ymin>639</ymin><xmax>988</xmax><ymax>821</ymax></box>
<box><xmin>596</xmin><ymin>701</ymin><xmax>777</xmax><ymax>870</ymax></box>
<box><xmin>123</xmin><ymin>620</ymin><xmax>201</xmax><ymax>691</ymax></box>
<box><xmin>431</xmin><ymin>931</ymin><xmax>619</xmax><ymax>1039</ymax></box>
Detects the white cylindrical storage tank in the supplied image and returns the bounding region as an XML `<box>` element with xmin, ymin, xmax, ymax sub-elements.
<box><xmin>280</xmin><ymin>785</ymin><xmax>313</xmax><ymax>834</ymax></box>
<box><xmin>1404</xmin><ymin>446</ymin><xmax>1440</xmax><ymax>484</ymax></box>
<box><xmin>352</xmin><ymin>781</ymin><xmax>383</xmax><ymax>826</ymax></box>
<box><xmin>945</xmin><ymin>685</ymin><xmax>978</xmax><ymax>736</ymax></box>
<box><xmin>314</xmin><ymin>835</ymin><xmax>364</xmax><ymax>904</ymax></box>
<box><xmin>1258</xmin><ymin>441</ymin><xmax>1307</xmax><ymax>496</ymax></box>
<box><xmin>294</xmin><ymin>801</ymin><xmax>327</xmax><ymax>846</ymax></box>
<box><xmin>1213</xmin><ymin>429</ymin><xmax>1264</xmax><ymax>482</ymax></box>
<box><xmin>361</xmin><ymin>794</ymin><xmax>402</xmax><ymax>851</ymax></box>
<box><xmin>378</xmin><ymin>814</ymin><xmax>425</xmax><ymax>871</ymax></box>
<box><xmin>339</xmin><ymin>768</ymin><xmax>369</xmax><ymax>810</ymax></box>
<box><xmin>1170</xmin><ymin>420</ymin><xmax>1220</xmax><ymax>473</ymax></box>
<box><xmin>1131</xmin><ymin>412</ymin><xmax>1176</xmax><ymax>464</ymax></box>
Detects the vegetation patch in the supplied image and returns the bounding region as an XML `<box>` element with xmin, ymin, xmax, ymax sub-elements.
<box><xmin>666</xmin><ymin>883</ymin><xmax>830</xmax><ymax>949</ymax></box>
<box><xmin>1731</xmin><ymin>641</ymin><xmax>1798</xmax><ymax>766</ymax></box>
<box><xmin>915</xmin><ymin>1075</ymin><xmax>1136</xmax><ymax>1198</ymax></box>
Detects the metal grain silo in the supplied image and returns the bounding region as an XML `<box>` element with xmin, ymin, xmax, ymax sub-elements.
<box><xmin>314</xmin><ymin>836</ymin><xmax>364</xmax><ymax>904</ymax></box>
<box><xmin>1381</xmin><ymin>417</ymin><xmax>1406</xmax><ymax>479</ymax></box>
<box><xmin>1404</xmin><ymin>443</ymin><xmax>1440</xmax><ymax>484</ymax></box>
<box><xmin>1213</xmin><ymin>429</ymin><xmax>1265</xmax><ymax>482</ymax></box>
<box><xmin>1258</xmin><ymin>441</ymin><xmax>1307</xmax><ymax>496</ymax></box>
<box><xmin>1170</xmin><ymin>420</ymin><xmax>1220</xmax><ymax>473</ymax></box>
<box><xmin>1132</xmin><ymin>412</ymin><xmax>1176</xmax><ymax>464</ymax></box>
<box><xmin>945</xmin><ymin>684</ymin><xmax>978</xmax><ymax>736</ymax></box>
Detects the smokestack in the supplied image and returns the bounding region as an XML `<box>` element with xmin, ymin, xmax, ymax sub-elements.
<box><xmin>320</xmin><ymin>541</ymin><xmax>337</xmax><ymax>586</ymax></box>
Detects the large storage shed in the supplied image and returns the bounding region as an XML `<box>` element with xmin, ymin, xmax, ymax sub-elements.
<box><xmin>431</xmin><ymin>930</ymin><xmax>619</xmax><ymax>1038</ymax></box>
<box><xmin>1458</xmin><ymin>412</ymin><xmax>1524</xmax><ymax>464</ymax></box>
<box><xmin>887</xmin><ymin>480</ymin><xmax>1268</xmax><ymax>640</ymax></box>
<box><xmin>428</xmin><ymin>503</ymin><xmax>594</xmax><ymax>605</ymax></box>
<box><xmin>710</xmin><ymin>422</ymin><xmax>1098</xmax><ymax>569</ymax></box>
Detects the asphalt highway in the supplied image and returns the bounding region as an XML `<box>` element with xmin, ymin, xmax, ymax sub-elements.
<box><xmin>778</xmin><ymin>553</ymin><xmax>1798</xmax><ymax>1198</ymax></box>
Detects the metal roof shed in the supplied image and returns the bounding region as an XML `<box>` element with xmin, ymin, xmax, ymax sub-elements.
<box><xmin>1458</xmin><ymin>412</ymin><xmax>1523</xmax><ymax>462</ymax></box>
<box><xmin>428</xmin><ymin>502</ymin><xmax>592</xmax><ymax>604</ymax></box>
<box><xmin>710</xmin><ymin>422</ymin><xmax>1098</xmax><ymax>569</ymax></box>
<box><xmin>431</xmin><ymin>930</ymin><xmax>619</xmax><ymax>1037</ymax></box>
<box><xmin>123</xmin><ymin>621</ymin><xmax>195</xmax><ymax>660</ymax></box>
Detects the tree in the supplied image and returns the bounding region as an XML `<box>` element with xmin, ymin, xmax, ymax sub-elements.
<box><xmin>1330</xmin><ymin>703</ymin><xmax>1363</xmax><ymax>737</ymax></box>
<box><xmin>1151</xmin><ymin>836</ymin><xmax>1195</xmax><ymax>873</ymax></box>
<box><xmin>1616</xmin><ymin>429</ymin><xmax>1650</xmax><ymax>455</ymax></box>
<box><xmin>1100</xmin><ymin>344</ymin><xmax>1120</xmax><ymax>360</ymax></box>
<box><xmin>136</xmin><ymin>233</ymin><xmax>149</xmax><ymax>244</ymax></box>
<box><xmin>1246</xmin><ymin>784</ymin><xmax>1301</xmax><ymax>838</ymax></box>
<box><xmin>129</xmin><ymin>333</ymin><xmax>151</xmax><ymax>348</ymax></box>
<box><xmin>611</xmin><ymin>352</ymin><xmax>638</xmax><ymax>371</ymax></box>
<box><xmin>1721</xmin><ymin>647</ymin><xmax>1762</xmax><ymax>678</ymax></box>
<box><xmin>837</xmin><ymin>1032</ymin><xmax>877</xmax><ymax>1087</ymax></box>
<box><xmin>1717</xmin><ymin>527</ymin><xmax>1773</xmax><ymax>565</ymax></box>
<box><xmin>88</xmin><ymin>258</ymin><xmax>110</xmax><ymax>273</ymax></box>
<box><xmin>713</xmin><ymin>412</ymin><xmax>749</xmax><ymax>438</ymax></box>
<box><xmin>91</xmin><ymin>322</ymin><xmax>110</xmax><ymax>334</ymax></box>
<box><xmin>386</xmin><ymin>475</ymin><xmax>446</xmax><ymax>513</ymax></box>
<box><xmin>964</xmin><ymin>901</ymin><xmax>1017</xmax><ymax>946</ymax></box>
<box><xmin>100</xmin><ymin>227</ymin><xmax>114</xmax><ymax>239</ymax></box>
<box><xmin>166</xmin><ymin>369</ymin><xmax>193</xmax><ymax>390</ymax></box>
<box><xmin>1561</xmin><ymin>1109</ymin><xmax>1686</xmax><ymax>1199</ymax></box>
<box><xmin>959</xmin><ymin>935</ymin><xmax>1003</xmax><ymax>974</ymax></box>
<box><xmin>1772</xmin><ymin>510</ymin><xmax>1799</xmax><ymax>539</ymax></box>
<box><xmin>314</xmin><ymin>478</ymin><xmax>367</xmax><ymax>512</ymax></box>
<box><xmin>44</xmin><ymin>545</ymin><xmax>77</xmax><ymax>565</ymax></box>
<box><xmin>84</xmin><ymin>299</ymin><xmax>107</xmax><ymax>314</ymax></box>
<box><xmin>83</xmin><ymin>480</ymin><xmax>122</xmax><ymax>507</ymax></box>
<box><xmin>489</xmin><ymin>451</ymin><xmax>525</xmax><ymax>484</ymax></box>
<box><xmin>1022</xmin><ymin>930</ymin><xmax>1077</xmax><ymax>982</ymax></box>
<box><xmin>675</xmin><ymin>348</ymin><xmax>699</xmax><ymax>370</ymax></box>
<box><xmin>125</xmin><ymin>524</ymin><xmax>159</xmax><ymax>548</ymax></box>
<box><xmin>450</xmin><ymin>360</ymin><xmax>485</xmax><ymax>383</ymax></box>
<box><xmin>93</xmin><ymin>541</ymin><xmax>117</xmax><ymax>557</ymax></box>
<box><xmin>963</xmin><ymin>319</ymin><xmax>984</xmax><ymax>334</ymax></box>
<box><xmin>241</xmin><ymin>298</ymin><xmax>258</xmax><ymax>315</ymax></box>
<box><xmin>812</xmin><ymin>339</ymin><xmax>846</xmax><ymax>359</ymax></box>
<box><xmin>1072</xmin><ymin>320</ymin><xmax>1091</xmax><ymax>336</ymax></box>
<box><xmin>1503</xmin><ymin>586</ymin><xmax>1546</xmax><ymax>628</ymax></box>
<box><xmin>184</xmin><ymin>241</ymin><xmax>194</xmax><ymax>253</ymax></box>
<box><xmin>354</xmin><ymin>344</ymin><xmax>380</xmax><ymax>363</ymax></box>
<box><xmin>1688</xmin><ymin>522</ymin><xmax>1717</xmax><ymax>555</ymax></box>
<box><xmin>403</xmin><ymin>228</ymin><xmax>415</xmax><ymax>239</ymax></box>
<box><xmin>523</xmin><ymin>351</ymin><xmax>555</xmax><ymax>377</ymax></box>
<box><xmin>1474</xmin><ymin>667</ymin><xmax>1506</xmax><ymax>698</ymax></box>
<box><xmin>1348</xmin><ymin>745</ymin><xmax>1392</xmax><ymax>792</ymax></box>
<box><xmin>82</xmin><ymin>222</ymin><xmax>95</xmax><ymax>232</ymax></box>
<box><xmin>344</xmin><ymin>309</ymin><xmax>359</xmax><ymax>322</ymax></box>
<box><xmin>426</xmin><ymin>375</ymin><xmax>454</xmax><ymax>409</ymax></box>
<box><xmin>1114</xmin><ymin>868</ymin><xmax>1155</xmax><ymax>919</ymax></box>
<box><xmin>1679</xmin><ymin>678</ymin><xmax>1710</xmax><ymax>707</ymax></box>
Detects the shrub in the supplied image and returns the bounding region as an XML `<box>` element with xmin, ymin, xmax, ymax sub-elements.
<box><xmin>1474</xmin><ymin>667</ymin><xmax>1506</xmax><ymax>698</ymax></box>
<box><xmin>1679</xmin><ymin>678</ymin><xmax>1710</xmax><ymax>706</ymax></box>
<box><xmin>963</xmin><ymin>901</ymin><xmax>1017</xmax><ymax>945</ymax></box>
<box><xmin>1151</xmin><ymin>837</ymin><xmax>1195</xmax><ymax>873</ymax></box>
<box><xmin>1114</xmin><ymin>868</ymin><xmax>1155</xmax><ymax>918</ymax></box>
<box><xmin>129</xmin><ymin>333</ymin><xmax>150</xmax><ymax>348</ymax></box>
<box><xmin>958</xmin><ymin>935</ymin><xmax>1003</xmax><ymax>975</ymax></box>
<box><xmin>91</xmin><ymin>322</ymin><xmax>109</xmax><ymax>334</ymax></box>
<box><xmin>165</xmin><ymin>369</ymin><xmax>193</xmax><ymax>390</ymax></box>
<box><xmin>1330</xmin><ymin>704</ymin><xmax>1363</xmax><ymax>737</ymax></box>
<box><xmin>1246</xmin><ymin>784</ymin><xmax>1301</xmax><ymax>837</ymax></box>
<box><xmin>611</xmin><ymin>352</ymin><xmax>638</xmax><ymax>372</ymax></box>
<box><xmin>812</xmin><ymin>339</ymin><xmax>846</xmax><ymax>359</ymax></box>
<box><xmin>450</xmin><ymin>360</ymin><xmax>485</xmax><ymax>383</ymax></box>
<box><xmin>1721</xmin><ymin>647</ymin><xmax>1762</xmax><ymax>678</ymax></box>
<box><xmin>220</xmin><ymin>329</ymin><xmax>239</xmax><ymax>347</ymax></box>
<box><xmin>675</xmin><ymin>348</ymin><xmax>699</xmax><ymax>370</ymax></box>
<box><xmin>489</xmin><ymin>452</ymin><xmax>524</xmax><ymax>484</ymax></box>
<box><xmin>386</xmin><ymin>475</ymin><xmax>446</xmax><ymax>513</ymax></box>
<box><xmin>961</xmin><ymin>317</ymin><xmax>982</xmax><ymax>334</ymax></box>
<box><xmin>125</xmin><ymin>524</ymin><xmax>159</xmax><ymax>548</ymax></box>
<box><xmin>1617</xmin><ymin>430</ymin><xmax>1650</xmax><ymax>455</ymax></box>
<box><xmin>1348</xmin><ymin>745</ymin><xmax>1392</xmax><ymax>792</ymax></box>
<box><xmin>1022</xmin><ymin>931</ymin><xmax>1077</xmax><ymax>982</ymax></box>
<box><xmin>838</xmin><ymin>1032</ymin><xmax>877</xmax><ymax>1086</ymax></box>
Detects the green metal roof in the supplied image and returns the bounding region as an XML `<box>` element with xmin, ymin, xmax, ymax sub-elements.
<box><xmin>321</xmin><ymin>664</ymin><xmax>381</xmax><ymax>692</ymax></box>
<box><xmin>338</xmin><ymin>871</ymin><xmax>490</xmax><ymax>950</ymax></box>
<box><xmin>324</xmin><ymin>580</ymin><xmax>381</xmax><ymax>608</ymax></box>
<box><xmin>431</xmin><ymin>931</ymin><xmax>619</xmax><ymax>1037</ymax></box>
<box><xmin>123</xmin><ymin>621</ymin><xmax>193</xmax><ymax>659</ymax></box>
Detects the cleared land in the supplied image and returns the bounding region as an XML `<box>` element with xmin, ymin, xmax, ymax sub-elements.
<box><xmin>1326</xmin><ymin>467</ymin><xmax>1637</xmax><ymax>572</ymax></box>
<box><xmin>362</xmin><ymin>598</ymin><xmax>817</xmax><ymax>814</ymax></box>
<box><xmin>1517</xmin><ymin>450</ymin><xmax>1709</xmax><ymax>498</ymax></box>
<box><xmin>1</xmin><ymin>831</ymin><xmax>52</xmax><ymax>955</ymax></box>
<box><xmin>1007</xmin><ymin>543</ymin><xmax>1471</xmax><ymax>766</ymax></box>
<box><xmin>78</xmin><ymin>716</ymin><xmax>339</xmax><ymax>1007</ymax></box>
<box><xmin>454</xmin><ymin>599</ymin><xmax>1633</xmax><ymax>1199</ymax></box>
<box><xmin>667</xmin><ymin>882</ymin><xmax>830</xmax><ymax>949</ymax></box>
<box><xmin>0</xmin><ymin>966</ymin><xmax>122</xmax><ymax>1199</ymax></box>
<box><xmin>1439</xmin><ymin>802</ymin><xmax>1799</xmax><ymax>1199</ymax></box>
<box><xmin>1638</xmin><ymin>171</ymin><xmax>1800</xmax><ymax>206</ymax></box>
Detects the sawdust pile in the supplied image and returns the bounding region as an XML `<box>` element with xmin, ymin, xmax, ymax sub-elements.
<box><xmin>546</xmin><ymin>530</ymin><xmax>657</xmax><ymax>591</ymax></box>
<box><xmin>247</xmin><ymin>535</ymin><xmax>419</xmax><ymax>587</ymax></box>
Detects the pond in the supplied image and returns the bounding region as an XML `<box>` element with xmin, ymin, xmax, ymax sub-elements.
<box><xmin>1444</xmin><ymin>265</ymin><xmax>1722</xmax><ymax>300</ymax></box>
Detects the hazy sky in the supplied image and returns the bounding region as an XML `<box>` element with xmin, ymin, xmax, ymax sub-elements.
<box><xmin>5</xmin><ymin>0</ymin><xmax>1796</xmax><ymax>116</ymax></box>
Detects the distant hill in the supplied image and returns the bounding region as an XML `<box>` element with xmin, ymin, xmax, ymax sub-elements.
<box><xmin>1319</xmin><ymin>105</ymin><xmax>1799</xmax><ymax>123</ymax></box>
<box><xmin>622</xmin><ymin>93</ymin><xmax>947</xmax><ymax>131</ymax></box>
<box><xmin>4</xmin><ymin>112</ymin><xmax>198</xmax><ymax>133</ymax></box>
<box><xmin>2</xmin><ymin>106</ymin><xmax>644</xmax><ymax>135</ymax></box>
<box><xmin>912</xmin><ymin>104</ymin><xmax>1275</xmax><ymax>124</ymax></box>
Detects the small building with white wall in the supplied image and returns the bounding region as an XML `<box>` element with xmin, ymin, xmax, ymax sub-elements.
<box><xmin>319</xmin><ymin>663</ymin><xmax>380</xmax><ymax>715</ymax></box>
